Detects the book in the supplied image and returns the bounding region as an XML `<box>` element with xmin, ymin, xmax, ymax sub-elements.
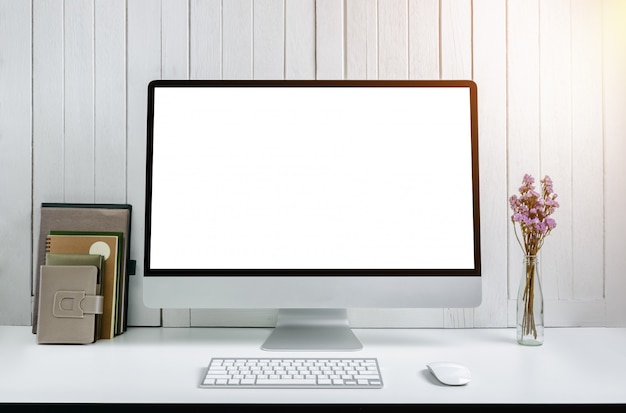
<box><xmin>34</xmin><ymin>203</ymin><xmax>133</xmax><ymax>335</ymax></box>
<box><xmin>45</xmin><ymin>233</ymin><xmax>121</xmax><ymax>339</ymax></box>
<box><xmin>49</xmin><ymin>231</ymin><xmax>125</xmax><ymax>336</ymax></box>
<box><xmin>36</xmin><ymin>265</ymin><xmax>103</xmax><ymax>344</ymax></box>
<box><xmin>45</xmin><ymin>253</ymin><xmax>105</xmax><ymax>340</ymax></box>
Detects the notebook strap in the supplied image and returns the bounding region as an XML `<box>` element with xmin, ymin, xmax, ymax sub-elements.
<box><xmin>53</xmin><ymin>291</ymin><xmax>104</xmax><ymax>318</ymax></box>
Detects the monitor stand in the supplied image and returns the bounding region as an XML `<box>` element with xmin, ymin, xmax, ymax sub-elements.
<box><xmin>261</xmin><ymin>308</ymin><xmax>363</xmax><ymax>351</ymax></box>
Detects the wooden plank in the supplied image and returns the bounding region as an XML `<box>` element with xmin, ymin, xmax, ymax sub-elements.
<box><xmin>472</xmin><ymin>0</ymin><xmax>508</xmax><ymax>327</ymax></box>
<box><xmin>378</xmin><ymin>0</ymin><xmax>408</xmax><ymax>79</ymax></box>
<box><xmin>190</xmin><ymin>0</ymin><xmax>222</xmax><ymax>79</ymax></box>
<box><xmin>570</xmin><ymin>0</ymin><xmax>603</xmax><ymax>300</ymax></box>
<box><xmin>32</xmin><ymin>0</ymin><xmax>64</xmax><ymax>295</ymax></box>
<box><xmin>440</xmin><ymin>0</ymin><xmax>471</xmax><ymax>79</ymax></box>
<box><xmin>603</xmin><ymin>0</ymin><xmax>626</xmax><ymax>327</ymax></box>
<box><xmin>508</xmin><ymin>299</ymin><xmax>605</xmax><ymax>327</ymax></box>
<box><xmin>345</xmin><ymin>0</ymin><xmax>377</xmax><ymax>79</ymax></box>
<box><xmin>408</xmin><ymin>0</ymin><xmax>439</xmax><ymax>79</ymax></box>
<box><xmin>316</xmin><ymin>0</ymin><xmax>344</xmax><ymax>79</ymax></box>
<box><xmin>162</xmin><ymin>0</ymin><xmax>189</xmax><ymax>79</ymax></box>
<box><xmin>94</xmin><ymin>0</ymin><xmax>126</xmax><ymax>203</ymax></box>
<box><xmin>538</xmin><ymin>0</ymin><xmax>573</xmax><ymax>301</ymax></box>
<box><xmin>285</xmin><ymin>0</ymin><xmax>315</xmax><ymax>79</ymax></box>
<box><xmin>223</xmin><ymin>0</ymin><xmax>252</xmax><ymax>79</ymax></box>
<box><xmin>126</xmin><ymin>0</ymin><xmax>163</xmax><ymax>326</ymax></box>
<box><xmin>0</xmin><ymin>0</ymin><xmax>32</xmax><ymax>325</ymax></box>
<box><xmin>506</xmin><ymin>0</ymin><xmax>540</xmax><ymax>301</ymax></box>
<box><xmin>254</xmin><ymin>0</ymin><xmax>284</xmax><ymax>79</ymax></box>
<box><xmin>64</xmin><ymin>0</ymin><xmax>95</xmax><ymax>202</ymax></box>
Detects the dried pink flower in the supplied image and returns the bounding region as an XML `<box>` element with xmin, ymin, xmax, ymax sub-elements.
<box><xmin>509</xmin><ymin>174</ymin><xmax>559</xmax><ymax>256</ymax></box>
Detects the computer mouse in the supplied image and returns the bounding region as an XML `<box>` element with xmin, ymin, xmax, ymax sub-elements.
<box><xmin>426</xmin><ymin>361</ymin><xmax>471</xmax><ymax>386</ymax></box>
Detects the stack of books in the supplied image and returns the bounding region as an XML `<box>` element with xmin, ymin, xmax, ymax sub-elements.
<box><xmin>33</xmin><ymin>203</ymin><xmax>134</xmax><ymax>344</ymax></box>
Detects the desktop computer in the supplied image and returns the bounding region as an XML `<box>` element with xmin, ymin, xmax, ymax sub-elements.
<box><xmin>142</xmin><ymin>79</ymin><xmax>481</xmax><ymax>352</ymax></box>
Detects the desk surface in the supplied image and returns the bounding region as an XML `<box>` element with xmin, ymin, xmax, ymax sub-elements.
<box><xmin>1</xmin><ymin>326</ymin><xmax>625</xmax><ymax>406</ymax></box>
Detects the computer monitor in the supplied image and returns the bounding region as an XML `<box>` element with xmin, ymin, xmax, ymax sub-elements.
<box><xmin>143</xmin><ymin>79</ymin><xmax>481</xmax><ymax>351</ymax></box>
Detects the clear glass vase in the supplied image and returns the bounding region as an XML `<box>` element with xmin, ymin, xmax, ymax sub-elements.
<box><xmin>516</xmin><ymin>255</ymin><xmax>544</xmax><ymax>346</ymax></box>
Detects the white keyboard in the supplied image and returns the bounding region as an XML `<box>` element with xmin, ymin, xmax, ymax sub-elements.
<box><xmin>200</xmin><ymin>357</ymin><xmax>383</xmax><ymax>389</ymax></box>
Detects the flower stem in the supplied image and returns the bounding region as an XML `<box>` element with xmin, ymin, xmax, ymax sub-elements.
<box><xmin>521</xmin><ymin>258</ymin><xmax>537</xmax><ymax>339</ymax></box>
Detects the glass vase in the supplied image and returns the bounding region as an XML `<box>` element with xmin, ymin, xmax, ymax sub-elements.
<box><xmin>516</xmin><ymin>255</ymin><xmax>544</xmax><ymax>346</ymax></box>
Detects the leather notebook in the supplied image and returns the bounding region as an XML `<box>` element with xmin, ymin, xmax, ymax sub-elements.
<box><xmin>45</xmin><ymin>253</ymin><xmax>104</xmax><ymax>340</ymax></box>
<box><xmin>36</xmin><ymin>265</ymin><xmax>103</xmax><ymax>344</ymax></box>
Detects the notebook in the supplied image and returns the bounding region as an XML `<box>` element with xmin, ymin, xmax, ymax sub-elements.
<box><xmin>36</xmin><ymin>265</ymin><xmax>103</xmax><ymax>344</ymax></box>
<box><xmin>45</xmin><ymin>253</ymin><xmax>104</xmax><ymax>339</ymax></box>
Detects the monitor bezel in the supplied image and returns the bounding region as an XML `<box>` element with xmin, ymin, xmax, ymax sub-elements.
<box><xmin>144</xmin><ymin>79</ymin><xmax>481</xmax><ymax>280</ymax></box>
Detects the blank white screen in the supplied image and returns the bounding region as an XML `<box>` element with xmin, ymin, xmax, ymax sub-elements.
<box><xmin>149</xmin><ymin>86</ymin><xmax>475</xmax><ymax>270</ymax></box>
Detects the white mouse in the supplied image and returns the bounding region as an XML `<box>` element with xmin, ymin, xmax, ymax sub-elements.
<box><xmin>426</xmin><ymin>361</ymin><xmax>471</xmax><ymax>386</ymax></box>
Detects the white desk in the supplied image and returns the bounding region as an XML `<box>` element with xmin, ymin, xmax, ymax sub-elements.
<box><xmin>1</xmin><ymin>326</ymin><xmax>625</xmax><ymax>407</ymax></box>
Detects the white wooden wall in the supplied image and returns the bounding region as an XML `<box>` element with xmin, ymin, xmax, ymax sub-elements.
<box><xmin>1</xmin><ymin>0</ymin><xmax>624</xmax><ymax>328</ymax></box>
